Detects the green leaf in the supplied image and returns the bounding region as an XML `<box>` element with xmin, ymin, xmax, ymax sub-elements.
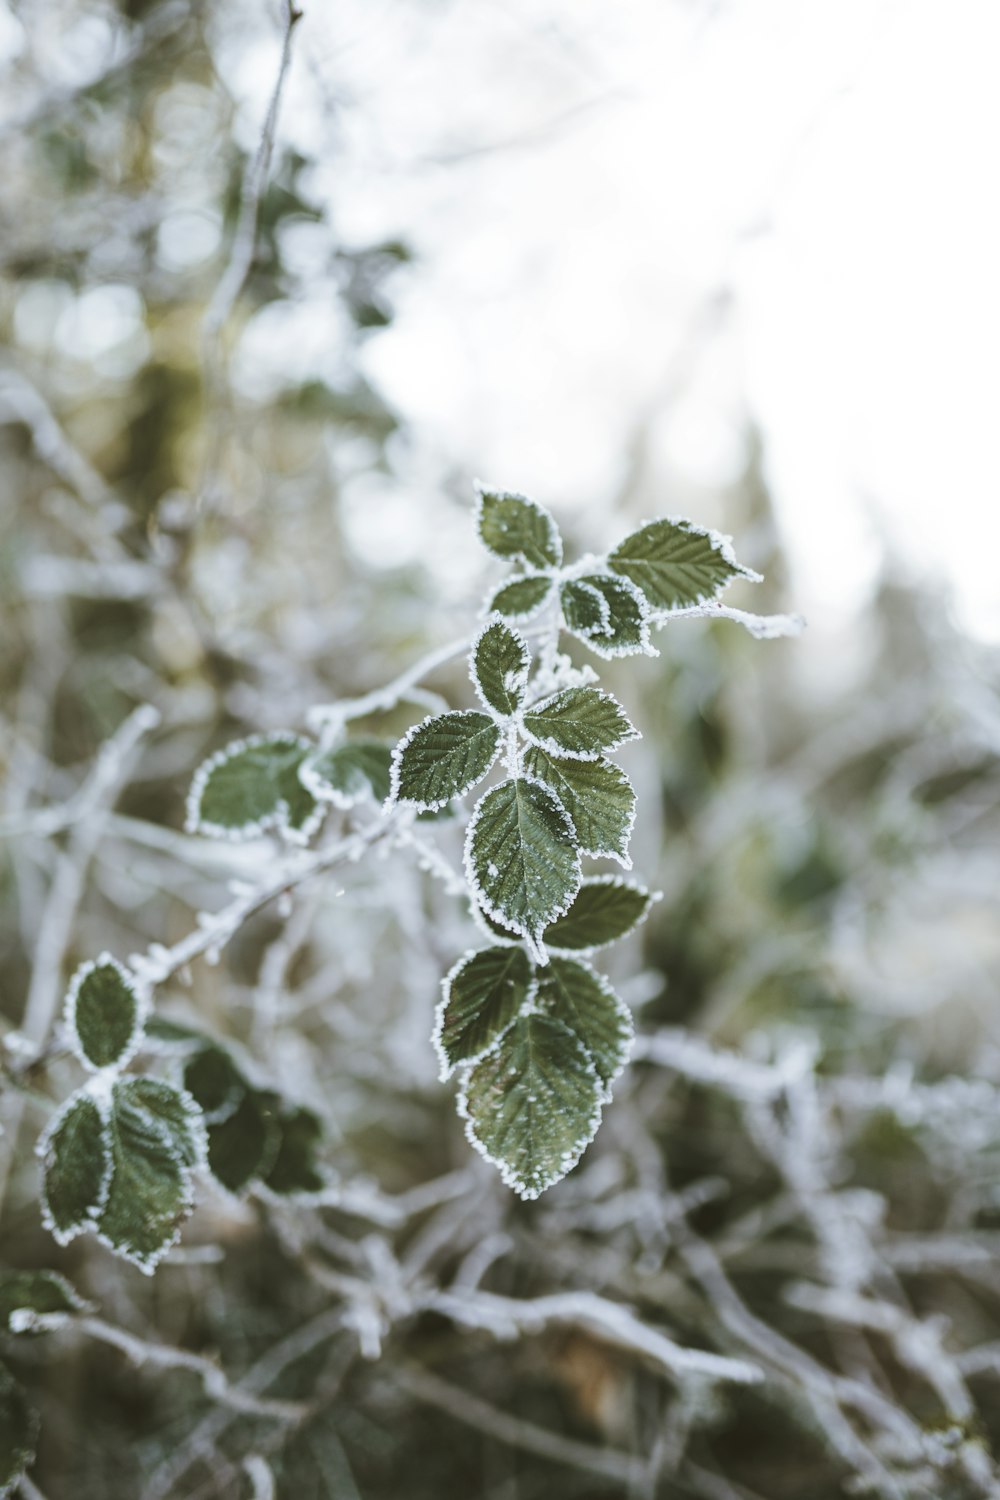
<box><xmin>206</xmin><ymin>1088</ymin><xmax>281</xmax><ymax>1196</ymax></box>
<box><xmin>522</xmin><ymin>747</ymin><xmax>636</xmax><ymax>866</ymax></box>
<box><xmin>535</xmin><ymin>957</ymin><xmax>633</xmax><ymax>1097</ymax></box>
<box><xmin>560</xmin><ymin>578</ymin><xmax>611</xmax><ymax>639</ymax></box>
<box><xmin>521</xmin><ymin>687</ymin><xmax>638</xmax><ymax>760</ymax></box>
<box><xmin>183</xmin><ymin>1046</ymin><xmax>246</xmax><ymax>1124</ymax></box>
<box><xmin>472</xmin><ymin>619</ymin><xmax>530</xmax><ymax>717</ymax></box>
<box><xmin>0</xmin><ymin>1270</ymin><xmax>89</xmax><ymax>1335</ymax></box>
<box><xmin>0</xmin><ymin>1361</ymin><xmax>39</xmax><ymax>1500</ymax></box>
<box><xmin>119</xmin><ymin>1077</ymin><xmax>205</xmax><ymax>1170</ymax></box>
<box><xmin>608</xmin><ymin>517</ymin><xmax>760</xmax><ymax>611</ymax></box>
<box><xmin>489</xmin><ymin>575</ymin><xmax>553</xmax><ymax>621</ymax></box>
<box><xmin>187</xmin><ymin>733</ymin><xmax>322</xmax><ymax>844</ymax></box>
<box><xmin>264</xmin><ymin>1106</ymin><xmax>325</xmax><ymax>1196</ymax></box>
<box><xmin>98</xmin><ymin>1078</ymin><xmax>204</xmax><ymax>1273</ymax></box>
<box><xmin>575</xmin><ymin>574</ymin><xmax>653</xmax><ymax>658</ymax></box>
<box><xmin>459</xmin><ymin>1014</ymin><xmax>603</xmax><ymax>1200</ymax></box>
<box><xmin>465</xmin><ymin>777</ymin><xmax>580</xmax><ymax>949</ymax></box>
<box><xmin>544</xmin><ymin>877</ymin><xmax>655</xmax><ymax>951</ymax></box>
<box><xmin>300</xmin><ymin>739</ymin><xmax>392</xmax><ymax>808</ymax></box>
<box><xmin>390</xmin><ymin>711</ymin><xmax>501</xmax><ymax>811</ymax></box>
<box><xmin>144</xmin><ymin>1015</ymin><xmax>206</xmax><ymax>1050</ymax></box>
<box><xmin>434</xmin><ymin>946</ymin><xmax>533</xmax><ymax>1079</ymax></box>
<box><xmin>476</xmin><ymin>487</ymin><xmax>562</xmax><ymax>569</ymax></box>
<box><xmin>65</xmin><ymin>954</ymin><xmax>145</xmax><ymax>1072</ymax></box>
<box><xmin>39</xmin><ymin>1093</ymin><xmax>111</xmax><ymax>1246</ymax></box>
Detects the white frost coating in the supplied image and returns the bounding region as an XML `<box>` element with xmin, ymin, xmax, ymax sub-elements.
<box><xmin>468</xmin><ymin>615</ymin><xmax>530</xmax><ymax>719</ymax></box>
<box><xmin>473</xmin><ymin>479</ymin><xmax>563</xmax><ymax>569</ymax></box>
<box><xmin>523</xmin><ymin>651</ymin><xmax>599</xmax><ymax>707</ymax></box>
<box><xmin>469</xmin><ymin>899</ymin><xmax>520</xmax><ymax>947</ymax></box>
<box><xmin>185</xmin><ymin>732</ymin><xmax>325</xmax><ymax>846</ymax></box>
<box><xmin>37</xmin><ymin>1088</ymin><xmax>113</xmax><ymax>1246</ymax></box>
<box><xmin>431</xmin><ymin>949</ymin><xmax>538</xmax><ymax>1082</ymax></box>
<box><xmin>546</xmin><ymin>876</ymin><xmax>663</xmax><ymax>955</ymax></box>
<box><xmin>63</xmin><ymin>951</ymin><xmax>150</xmax><ymax>1075</ymax></box>
<box><xmin>652</xmin><ymin>601</ymin><xmax>806</xmax><ymax>639</ymax></box>
<box><xmin>482</xmin><ymin>574</ymin><xmax>554</xmax><ymax>623</ymax></box>
<box><xmin>520</xmin><ymin>687</ymin><xmax>640</xmax><ymax>763</ymax></box>
<box><xmin>558</xmin><ymin>577</ymin><xmax>612</xmax><ymax>639</ymax></box>
<box><xmin>579</xmin><ymin>573</ymin><xmax>658</xmax><ymax>661</ymax></box>
<box><xmin>2</xmin><ymin>1272</ymin><xmax>90</xmax><ymax>1335</ymax></box>
<box><xmin>299</xmin><ymin>752</ymin><xmax>379</xmax><ymax>811</ymax></box>
<box><xmin>386</xmin><ymin>709</ymin><xmax>502</xmax><ymax>813</ymax></box>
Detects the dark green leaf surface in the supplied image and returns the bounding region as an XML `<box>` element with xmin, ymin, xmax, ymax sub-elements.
<box><xmin>535</xmin><ymin>957</ymin><xmax>633</xmax><ymax>1095</ymax></box>
<box><xmin>609</xmin><ymin>517</ymin><xmax>759</xmax><ymax>611</ymax></box>
<box><xmin>576</xmin><ymin>574</ymin><xmax>652</xmax><ymax>658</ymax></box>
<box><xmin>206</xmin><ymin>1088</ymin><xmax>281</xmax><ymax>1196</ymax></box>
<box><xmin>434</xmin><ymin>945</ymin><xmax>533</xmax><ymax>1077</ymax></box>
<box><xmin>183</xmin><ymin>1045</ymin><xmax>245</xmax><ymax>1124</ymax></box>
<box><xmin>300</xmin><ymin>739</ymin><xmax>392</xmax><ymax>807</ymax></box>
<box><xmin>489</xmin><ymin>575</ymin><xmax>552</xmax><ymax>621</ymax></box>
<box><xmin>264</xmin><ymin>1106</ymin><xmax>325</xmax><ymax>1196</ymax></box>
<box><xmin>472</xmin><ymin>619</ymin><xmax>529</xmax><ymax>717</ymax></box>
<box><xmin>40</xmin><ymin>1094</ymin><xmax>110</xmax><ymax>1244</ymax></box>
<box><xmin>522</xmin><ymin>687</ymin><xmax>637</xmax><ymax>759</ymax></box>
<box><xmin>477</xmin><ymin>488</ymin><xmax>562</xmax><ymax>569</ymax></box>
<box><xmin>98</xmin><ymin>1079</ymin><xmax>201</xmax><ymax>1273</ymax></box>
<box><xmin>188</xmin><ymin>734</ymin><xmax>320</xmax><ymax>841</ymax></box>
<box><xmin>560</xmin><ymin>578</ymin><xmax>611</xmax><ymax>638</ymax></box>
<box><xmin>391</xmin><ymin>711</ymin><xmax>501</xmax><ymax>810</ymax></box>
<box><xmin>544</xmin><ymin>877</ymin><xmax>654</xmax><ymax>951</ymax></box>
<box><xmin>66</xmin><ymin>956</ymin><xmax>143</xmax><ymax>1071</ymax></box>
<box><xmin>465</xmin><ymin>777</ymin><xmax>580</xmax><ymax>946</ymax></box>
<box><xmin>522</xmin><ymin>746</ymin><xmax>636</xmax><ymax>865</ymax></box>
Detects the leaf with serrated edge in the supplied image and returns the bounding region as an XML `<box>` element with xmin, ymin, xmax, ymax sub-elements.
<box><xmin>575</xmin><ymin>574</ymin><xmax>654</xmax><ymax>659</ymax></box>
<box><xmin>464</xmin><ymin>776</ymin><xmax>580</xmax><ymax>952</ymax></box>
<box><xmin>489</xmin><ymin>575</ymin><xmax>552</xmax><ymax>622</ymax></box>
<box><xmin>544</xmin><ymin>877</ymin><xmax>656</xmax><ymax>952</ymax></box>
<box><xmin>0</xmin><ymin>1270</ymin><xmax>90</xmax><ymax>1336</ymax></box>
<box><xmin>522</xmin><ymin>746</ymin><xmax>636</xmax><ymax>868</ymax></box>
<box><xmin>97</xmin><ymin>1078</ymin><xmax>203</xmax><ymax>1273</ymax></box>
<box><xmin>535</xmin><ymin>957</ymin><xmax>633</xmax><ymax>1098</ymax></box>
<box><xmin>433</xmin><ymin>946</ymin><xmax>534</xmax><ymax>1079</ymax></box>
<box><xmin>186</xmin><ymin>733</ymin><xmax>322</xmax><ymax>845</ymax></box>
<box><xmin>459</xmin><ymin>1014</ymin><xmax>603</xmax><ymax>1200</ymax></box>
<box><xmin>389</xmin><ymin>711</ymin><xmax>501</xmax><ymax>812</ymax></box>
<box><xmin>64</xmin><ymin>953</ymin><xmax>147</xmax><ymax>1073</ymax></box>
<box><xmin>521</xmin><ymin>687</ymin><xmax>638</xmax><ymax>761</ymax></box>
<box><xmin>38</xmin><ymin>1092</ymin><xmax>111</xmax><ymax>1246</ymax></box>
<box><xmin>609</xmin><ymin>516</ymin><xmax>761</xmax><ymax>612</ymax></box>
<box><xmin>300</xmin><ymin>739</ymin><xmax>392</xmax><ymax>809</ymax></box>
<box><xmin>475</xmin><ymin>485</ymin><xmax>562</xmax><ymax>569</ymax></box>
<box><xmin>471</xmin><ymin>618</ymin><xmax>530</xmax><ymax>718</ymax></box>
<box><xmin>0</xmin><ymin>1361</ymin><xmax>39</xmax><ymax>1499</ymax></box>
<box><xmin>560</xmin><ymin>578</ymin><xmax>611</xmax><ymax>639</ymax></box>
<box><xmin>119</xmin><ymin>1077</ymin><xmax>207</xmax><ymax>1171</ymax></box>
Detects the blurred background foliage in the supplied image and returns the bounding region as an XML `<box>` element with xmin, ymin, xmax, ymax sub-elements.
<box><xmin>2</xmin><ymin>1</ymin><xmax>1000</xmax><ymax>1497</ymax></box>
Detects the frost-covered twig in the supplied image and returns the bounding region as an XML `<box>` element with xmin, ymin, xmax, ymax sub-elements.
<box><xmin>306</xmin><ymin>634</ymin><xmax>470</xmax><ymax>740</ymax></box>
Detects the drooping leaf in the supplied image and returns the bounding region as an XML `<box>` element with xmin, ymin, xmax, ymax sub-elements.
<box><xmin>575</xmin><ymin>574</ymin><xmax>653</xmax><ymax>658</ymax></box>
<box><xmin>390</xmin><ymin>711</ymin><xmax>501</xmax><ymax>811</ymax></box>
<box><xmin>521</xmin><ymin>687</ymin><xmax>638</xmax><ymax>760</ymax></box>
<box><xmin>522</xmin><ymin>746</ymin><xmax>636</xmax><ymax>866</ymax></box>
<box><xmin>476</xmin><ymin>487</ymin><xmax>562</xmax><ymax>569</ymax></box>
<box><xmin>544</xmin><ymin>877</ymin><xmax>655</xmax><ymax>951</ymax></box>
<box><xmin>39</xmin><ymin>1093</ymin><xmax>111</xmax><ymax>1246</ymax></box>
<box><xmin>98</xmin><ymin>1078</ymin><xmax>204</xmax><ymax>1273</ymax></box>
<box><xmin>471</xmin><ymin>619</ymin><xmax>530</xmax><ymax>718</ymax></box>
<box><xmin>489</xmin><ymin>575</ymin><xmax>553</xmax><ymax>621</ymax></box>
<box><xmin>65</xmin><ymin>955</ymin><xmax>145</xmax><ymax>1072</ymax></box>
<box><xmin>300</xmin><ymin>739</ymin><xmax>392</xmax><ymax>808</ymax></box>
<box><xmin>434</xmin><ymin>946</ymin><xmax>533</xmax><ymax>1079</ymax></box>
<box><xmin>465</xmin><ymin>777</ymin><xmax>580</xmax><ymax>947</ymax></box>
<box><xmin>186</xmin><ymin>734</ymin><xmax>321</xmax><ymax>844</ymax></box>
<box><xmin>264</xmin><ymin>1106</ymin><xmax>325</xmax><ymax>1196</ymax></box>
<box><xmin>535</xmin><ymin>957</ymin><xmax>633</xmax><ymax>1096</ymax></box>
<box><xmin>459</xmin><ymin>1014</ymin><xmax>603</xmax><ymax>1199</ymax></box>
<box><xmin>0</xmin><ymin>1270</ymin><xmax>89</xmax><ymax>1335</ymax></box>
<box><xmin>206</xmin><ymin>1088</ymin><xmax>281</xmax><ymax>1196</ymax></box>
<box><xmin>0</xmin><ymin>1362</ymin><xmax>38</xmax><ymax>1500</ymax></box>
<box><xmin>608</xmin><ymin>517</ymin><xmax>760</xmax><ymax>611</ymax></box>
<box><xmin>183</xmin><ymin>1046</ymin><xmax>245</xmax><ymax>1124</ymax></box>
<box><xmin>560</xmin><ymin>578</ymin><xmax>611</xmax><ymax>639</ymax></box>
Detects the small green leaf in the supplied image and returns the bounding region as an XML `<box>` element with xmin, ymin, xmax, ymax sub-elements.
<box><xmin>522</xmin><ymin>747</ymin><xmax>635</xmax><ymax>866</ymax></box>
<box><xmin>119</xmin><ymin>1077</ymin><xmax>206</xmax><ymax>1170</ymax></box>
<box><xmin>608</xmin><ymin>517</ymin><xmax>760</xmax><ymax>611</ymax></box>
<box><xmin>544</xmin><ymin>877</ymin><xmax>655</xmax><ymax>951</ymax></box>
<box><xmin>65</xmin><ymin>954</ymin><xmax>145</xmax><ymax>1072</ymax></box>
<box><xmin>560</xmin><ymin>578</ymin><xmax>611</xmax><ymax>639</ymax></box>
<box><xmin>98</xmin><ymin>1078</ymin><xmax>204</xmax><ymax>1273</ymax></box>
<box><xmin>465</xmin><ymin>777</ymin><xmax>580</xmax><ymax>949</ymax></box>
<box><xmin>459</xmin><ymin>1014</ymin><xmax>603</xmax><ymax>1200</ymax></box>
<box><xmin>489</xmin><ymin>575</ymin><xmax>553</xmax><ymax>621</ymax></box>
<box><xmin>183</xmin><ymin>1046</ymin><xmax>246</xmax><ymax>1124</ymax></box>
<box><xmin>39</xmin><ymin>1093</ymin><xmax>111</xmax><ymax>1246</ymax></box>
<box><xmin>471</xmin><ymin>619</ymin><xmax>530</xmax><ymax>717</ymax></box>
<box><xmin>187</xmin><ymin>733</ymin><xmax>321</xmax><ymax>844</ymax></box>
<box><xmin>0</xmin><ymin>1270</ymin><xmax>89</xmax><ymax>1335</ymax></box>
<box><xmin>0</xmin><ymin>1362</ymin><xmax>39</xmax><ymax>1499</ymax></box>
<box><xmin>206</xmin><ymin>1088</ymin><xmax>281</xmax><ymax>1196</ymax></box>
<box><xmin>476</xmin><ymin>487</ymin><xmax>562</xmax><ymax>569</ymax></box>
<box><xmin>390</xmin><ymin>711</ymin><xmax>501</xmax><ymax>811</ymax></box>
<box><xmin>521</xmin><ymin>687</ymin><xmax>638</xmax><ymax>760</ymax></box>
<box><xmin>434</xmin><ymin>946</ymin><xmax>533</xmax><ymax>1079</ymax></box>
<box><xmin>575</xmin><ymin>574</ymin><xmax>653</xmax><ymax>658</ymax></box>
<box><xmin>264</xmin><ymin>1106</ymin><xmax>325</xmax><ymax>1196</ymax></box>
<box><xmin>300</xmin><ymin>739</ymin><xmax>392</xmax><ymax>808</ymax></box>
<box><xmin>535</xmin><ymin>957</ymin><xmax>633</xmax><ymax>1097</ymax></box>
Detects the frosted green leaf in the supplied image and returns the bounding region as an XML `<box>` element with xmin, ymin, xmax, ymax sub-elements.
<box><xmin>98</xmin><ymin>1078</ymin><xmax>203</xmax><ymax>1273</ymax></box>
<box><xmin>609</xmin><ymin>517</ymin><xmax>760</xmax><ymax>611</ymax></box>
<box><xmin>39</xmin><ymin>1093</ymin><xmax>110</xmax><ymax>1245</ymax></box>
<box><xmin>434</xmin><ymin>945</ymin><xmax>533</xmax><ymax>1079</ymax></box>
<box><xmin>119</xmin><ymin>1077</ymin><xmax>206</xmax><ymax>1170</ymax></box>
<box><xmin>521</xmin><ymin>687</ymin><xmax>638</xmax><ymax>761</ymax></box>
<box><xmin>459</xmin><ymin>1014</ymin><xmax>603</xmax><ymax>1200</ymax></box>
<box><xmin>206</xmin><ymin>1088</ymin><xmax>281</xmax><ymax>1196</ymax></box>
<box><xmin>575</xmin><ymin>574</ymin><xmax>653</xmax><ymax>658</ymax></box>
<box><xmin>465</xmin><ymin>777</ymin><xmax>580</xmax><ymax>948</ymax></box>
<box><xmin>264</xmin><ymin>1106</ymin><xmax>325</xmax><ymax>1196</ymax></box>
<box><xmin>65</xmin><ymin>954</ymin><xmax>145</xmax><ymax>1072</ymax></box>
<box><xmin>489</xmin><ymin>575</ymin><xmax>552</xmax><ymax>621</ymax></box>
<box><xmin>544</xmin><ymin>877</ymin><xmax>655</xmax><ymax>951</ymax></box>
<box><xmin>560</xmin><ymin>578</ymin><xmax>611</xmax><ymax>639</ymax></box>
<box><xmin>0</xmin><ymin>1362</ymin><xmax>38</xmax><ymax>1500</ymax></box>
<box><xmin>390</xmin><ymin>711</ymin><xmax>501</xmax><ymax>811</ymax></box>
<box><xmin>183</xmin><ymin>1045</ymin><xmax>245</xmax><ymax>1124</ymax></box>
<box><xmin>300</xmin><ymin>739</ymin><xmax>392</xmax><ymax>808</ymax></box>
<box><xmin>522</xmin><ymin>746</ymin><xmax>636</xmax><ymax>866</ymax></box>
<box><xmin>0</xmin><ymin>1270</ymin><xmax>89</xmax><ymax>1335</ymax></box>
<box><xmin>476</xmin><ymin>486</ymin><xmax>562</xmax><ymax>569</ymax></box>
<box><xmin>535</xmin><ymin>957</ymin><xmax>633</xmax><ymax>1097</ymax></box>
<box><xmin>471</xmin><ymin>619</ymin><xmax>530</xmax><ymax>717</ymax></box>
<box><xmin>186</xmin><ymin>733</ymin><xmax>321</xmax><ymax>844</ymax></box>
